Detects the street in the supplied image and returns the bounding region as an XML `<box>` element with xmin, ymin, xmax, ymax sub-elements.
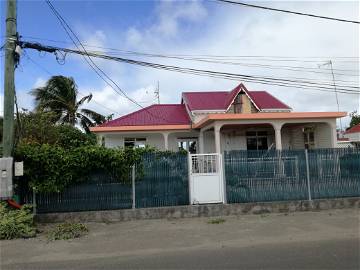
<box><xmin>1</xmin><ymin>209</ymin><xmax>359</xmax><ymax>270</ymax></box>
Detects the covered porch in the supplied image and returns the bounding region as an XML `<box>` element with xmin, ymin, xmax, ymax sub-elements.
<box><xmin>195</xmin><ymin>112</ymin><xmax>344</xmax><ymax>154</ymax></box>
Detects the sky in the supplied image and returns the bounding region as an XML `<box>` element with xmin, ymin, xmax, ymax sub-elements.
<box><xmin>0</xmin><ymin>0</ymin><xmax>359</xmax><ymax>128</ymax></box>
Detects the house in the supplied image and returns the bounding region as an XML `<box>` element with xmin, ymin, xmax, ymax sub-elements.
<box><xmin>344</xmin><ymin>123</ymin><xmax>360</xmax><ymax>148</ymax></box>
<box><xmin>90</xmin><ymin>83</ymin><xmax>346</xmax><ymax>153</ymax></box>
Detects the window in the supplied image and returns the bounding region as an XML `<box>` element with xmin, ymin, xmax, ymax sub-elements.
<box><xmin>124</xmin><ymin>138</ymin><xmax>146</xmax><ymax>148</ymax></box>
<box><xmin>177</xmin><ymin>137</ymin><xmax>197</xmax><ymax>154</ymax></box>
<box><xmin>303</xmin><ymin>128</ymin><xmax>315</xmax><ymax>149</ymax></box>
<box><xmin>246</xmin><ymin>131</ymin><xmax>268</xmax><ymax>150</ymax></box>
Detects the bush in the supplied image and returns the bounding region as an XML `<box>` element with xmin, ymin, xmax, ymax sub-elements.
<box><xmin>0</xmin><ymin>202</ymin><xmax>36</xmax><ymax>240</ymax></box>
<box><xmin>47</xmin><ymin>223</ymin><xmax>88</xmax><ymax>241</ymax></box>
<box><xmin>17</xmin><ymin>111</ymin><xmax>96</xmax><ymax>148</ymax></box>
<box><xmin>14</xmin><ymin>144</ymin><xmax>144</xmax><ymax>193</ymax></box>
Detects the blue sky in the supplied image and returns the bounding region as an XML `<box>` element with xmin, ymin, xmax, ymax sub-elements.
<box><xmin>0</xmin><ymin>0</ymin><xmax>359</xmax><ymax>127</ymax></box>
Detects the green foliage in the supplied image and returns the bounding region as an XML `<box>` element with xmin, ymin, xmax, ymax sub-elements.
<box><xmin>0</xmin><ymin>202</ymin><xmax>36</xmax><ymax>240</ymax></box>
<box><xmin>31</xmin><ymin>76</ymin><xmax>105</xmax><ymax>133</ymax></box>
<box><xmin>47</xmin><ymin>223</ymin><xmax>88</xmax><ymax>241</ymax></box>
<box><xmin>14</xmin><ymin>144</ymin><xmax>144</xmax><ymax>193</ymax></box>
<box><xmin>17</xmin><ymin>111</ymin><xmax>96</xmax><ymax>148</ymax></box>
<box><xmin>207</xmin><ymin>218</ymin><xmax>226</xmax><ymax>224</ymax></box>
<box><xmin>349</xmin><ymin>111</ymin><xmax>360</xmax><ymax>129</ymax></box>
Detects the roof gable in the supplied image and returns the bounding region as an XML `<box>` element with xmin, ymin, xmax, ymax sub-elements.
<box><xmin>99</xmin><ymin>104</ymin><xmax>191</xmax><ymax>127</ymax></box>
<box><xmin>182</xmin><ymin>83</ymin><xmax>291</xmax><ymax>112</ymax></box>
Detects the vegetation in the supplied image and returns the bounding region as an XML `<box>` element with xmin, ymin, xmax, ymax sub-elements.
<box><xmin>16</xmin><ymin>111</ymin><xmax>96</xmax><ymax>147</ymax></box>
<box><xmin>14</xmin><ymin>144</ymin><xmax>145</xmax><ymax>193</ymax></box>
<box><xmin>348</xmin><ymin>111</ymin><xmax>360</xmax><ymax>129</ymax></box>
<box><xmin>30</xmin><ymin>76</ymin><xmax>105</xmax><ymax>133</ymax></box>
<box><xmin>47</xmin><ymin>223</ymin><xmax>88</xmax><ymax>241</ymax></box>
<box><xmin>207</xmin><ymin>218</ymin><xmax>226</xmax><ymax>224</ymax></box>
<box><xmin>0</xmin><ymin>202</ymin><xmax>36</xmax><ymax>240</ymax></box>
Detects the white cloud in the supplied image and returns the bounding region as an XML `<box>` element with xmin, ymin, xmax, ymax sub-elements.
<box><xmin>33</xmin><ymin>77</ymin><xmax>46</xmax><ymax>88</ymax></box>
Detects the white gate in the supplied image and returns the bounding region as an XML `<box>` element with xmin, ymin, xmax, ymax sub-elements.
<box><xmin>189</xmin><ymin>153</ymin><xmax>225</xmax><ymax>204</ymax></box>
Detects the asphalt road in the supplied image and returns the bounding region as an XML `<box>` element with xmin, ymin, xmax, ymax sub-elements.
<box><xmin>2</xmin><ymin>238</ymin><xmax>359</xmax><ymax>270</ymax></box>
<box><xmin>1</xmin><ymin>209</ymin><xmax>359</xmax><ymax>270</ymax></box>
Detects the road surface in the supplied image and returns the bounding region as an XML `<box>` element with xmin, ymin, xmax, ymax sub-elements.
<box><xmin>1</xmin><ymin>209</ymin><xmax>359</xmax><ymax>270</ymax></box>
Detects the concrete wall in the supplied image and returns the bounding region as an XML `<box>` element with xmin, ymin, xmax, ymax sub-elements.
<box><xmin>35</xmin><ymin>197</ymin><xmax>360</xmax><ymax>223</ymax></box>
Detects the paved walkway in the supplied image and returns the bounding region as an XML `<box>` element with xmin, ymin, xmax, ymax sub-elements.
<box><xmin>1</xmin><ymin>209</ymin><xmax>359</xmax><ymax>269</ymax></box>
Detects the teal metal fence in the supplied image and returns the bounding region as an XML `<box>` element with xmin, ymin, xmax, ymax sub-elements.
<box><xmin>135</xmin><ymin>152</ymin><xmax>189</xmax><ymax>208</ymax></box>
<box><xmin>20</xmin><ymin>148</ymin><xmax>359</xmax><ymax>213</ymax></box>
<box><xmin>225</xmin><ymin>148</ymin><xmax>360</xmax><ymax>203</ymax></box>
<box><xmin>21</xmin><ymin>152</ymin><xmax>189</xmax><ymax>213</ymax></box>
<box><xmin>307</xmin><ymin>148</ymin><xmax>360</xmax><ymax>199</ymax></box>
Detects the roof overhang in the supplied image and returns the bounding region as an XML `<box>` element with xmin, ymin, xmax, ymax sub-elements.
<box><xmin>194</xmin><ymin>112</ymin><xmax>347</xmax><ymax>129</ymax></box>
<box><xmin>90</xmin><ymin>124</ymin><xmax>192</xmax><ymax>133</ymax></box>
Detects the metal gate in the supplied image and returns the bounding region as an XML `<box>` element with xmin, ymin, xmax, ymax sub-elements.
<box><xmin>189</xmin><ymin>153</ymin><xmax>225</xmax><ymax>204</ymax></box>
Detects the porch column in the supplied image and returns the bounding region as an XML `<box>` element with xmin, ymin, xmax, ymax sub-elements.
<box><xmin>214</xmin><ymin>124</ymin><xmax>221</xmax><ymax>154</ymax></box>
<box><xmin>273</xmin><ymin>123</ymin><xmax>283</xmax><ymax>150</ymax></box>
<box><xmin>199</xmin><ymin>130</ymin><xmax>204</xmax><ymax>153</ymax></box>
<box><xmin>162</xmin><ymin>132</ymin><xmax>169</xmax><ymax>150</ymax></box>
<box><xmin>329</xmin><ymin>121</ymin><xmax>337</xmax><ymax>148</ymax></box>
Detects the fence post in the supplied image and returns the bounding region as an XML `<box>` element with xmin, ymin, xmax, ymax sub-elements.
<box><xmin>32</xmin><ymin>187</ymin><xmax>37</xmax><ymax>215</ymax></box>
<box><xmin>132</xmin><ymin>165</ymin><xmax>136</xmax><ymax>209</ymax></box>
<box><xmin>305</xmin><ymin>149</ymin><xmax>312</xmax><ymax>201</ymax></box>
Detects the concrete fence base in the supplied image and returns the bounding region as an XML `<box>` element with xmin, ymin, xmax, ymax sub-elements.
<box><xmin>35</xmin><ymin>197</ymin><xmax>360</xmax><ymax>223</ymax></box>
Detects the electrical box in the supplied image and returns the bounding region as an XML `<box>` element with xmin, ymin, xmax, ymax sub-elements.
<box><xmin>14</xmin><ymin>161</ymin><xmax>24</xmax><ymax>176</ymax></box>
<box><xmin>0</xmin><ymin>157</ymin><xmax>13</xmax><ymax>200</ymax></box>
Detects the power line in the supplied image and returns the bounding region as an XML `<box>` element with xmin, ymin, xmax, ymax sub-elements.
<box><xmin>22</xmin><ymin>36</ymin><xmax>359</xmax><ymax>63</ymax></box>
<box><xmin>19</xmin><ymin>36</ymin><xmax>360</xmax><ymax>61</ymax></box>
<box><xmin>24</xmin><ymin>52</ymin><xmax>120</xmax><ymax>115</ymax></box>
<box><xmin>215</xmin><ymin>0</ymin><xmax>360</xmax><ymax>24</ymax></box>
<box><xmin>44</xmin><ymin>0</ymin><xmax>171</xmax><ymax>123</ymax></box>
<box><xmin>20</xmin><ymin>41</ymin><xmax>360</xmax><ymax>95</ymax></box>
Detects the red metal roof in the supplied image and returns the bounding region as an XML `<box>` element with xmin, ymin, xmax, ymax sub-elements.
<box><xmin>248</xmin><ymin>91</ymin><xmax>291</xmax><ymax>110</ymax></box>
<box><xmin>182</xmin><ymin>83</ymin><xmax>291</xmax><ymax>111</ymax></box>
<box><xmin>345</xmin><ymin>123</ymin><xmax>360</xmax><ymax>134</ymax></box>
<box><xmin>99</xmin><ymin>104</ymin><xmax>191</xmax><ymax>127</ymax></box>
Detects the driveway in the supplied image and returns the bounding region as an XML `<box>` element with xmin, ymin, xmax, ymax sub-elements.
<box><xmin>1</xmin><ymin>208</ymin><xmax>359</xmax><ymax>270</ymax></box>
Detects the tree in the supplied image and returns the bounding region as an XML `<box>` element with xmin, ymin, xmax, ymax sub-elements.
<box><xmin>15</xmin><ymin>111</ymin><xmax>96</xmax><ymax>147</ymax></box>
<box><xmin>31</xmin><ymin>76</ymin><xmax>105</xmax><ymax>133</ymax></box>
<box><xmin>348</xmin><ymin>111</ymin><xmax>360</xmax><ymax>129</ymax></box>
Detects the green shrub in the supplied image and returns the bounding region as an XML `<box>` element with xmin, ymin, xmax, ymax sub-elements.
<box><xmin>207</xmin><ymin>218</ymin><xmax>226</xmax><ymax>224</ymax></box>
<box><xmin>47</xmin><ymin>223</ymin><xmax>88</xmax><ymax>241</ymax></box>
<box><xmin>0</xmin><ymin>202</ymin><xmax>36</xmax><ymax>240</ymax></box>
<box><xmin>14</xmin><ymin>144</ymin><xmax>144</xmax><ymax>193</ymax></box>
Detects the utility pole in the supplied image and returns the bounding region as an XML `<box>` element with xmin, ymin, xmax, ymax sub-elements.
<box><xmin>319</xmin><ymin>60</ymin><xmax>343</xmax><ymax>134</ymax></box>
<box><xmin>3</xmin><ymin>0</ymin><xmax>17</xmax><ymax>157</ymax></box>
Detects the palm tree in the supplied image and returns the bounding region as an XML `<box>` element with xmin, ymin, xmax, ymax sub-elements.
<box><xmin>31</xmin><ymin>76</ymin><xmax>105</xmax><ymax>133</ymax></box>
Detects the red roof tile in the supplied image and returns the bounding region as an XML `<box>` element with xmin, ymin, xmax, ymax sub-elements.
<box><xmin>100</xmin><ymin>104</ymin><xmax>191</xmax><ymax>127</ymax></box>
<box><xmin>345</xmin><ymin>123</ymin><xmax>360</xmax><ymax>134</ymax></box>
<box><xmin>182</xmin><ymin>83</ymin><xmax>291</xmax><ymax>111</ymax></box>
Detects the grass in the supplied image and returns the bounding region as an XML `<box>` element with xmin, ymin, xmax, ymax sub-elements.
<box><xmin>47</xmin><ymin>222</ymin><xmax>88</xmax><ymax>241</ymax></box>
<box><xmin>207</xmin><ymin>218</ymin><xmax>226</xmax><ymax>224</ymax></box>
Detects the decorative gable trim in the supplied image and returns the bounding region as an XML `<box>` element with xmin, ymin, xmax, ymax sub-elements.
<box><xmin>225</xmin><ymin>84</ymin><xmax>260</xmax><ymax>112</ymax></box>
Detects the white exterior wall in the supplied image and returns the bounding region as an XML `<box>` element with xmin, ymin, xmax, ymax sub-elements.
<box><xmin>345</xmin><ymin>132</ymin><xmax>360</xmax><ymax>142</ymax></box>
<box><xmin>103</xmin><ymin>133</ymin><xmax>164</xmax><ymax>149</ymax></box>
<box><xmin>315</xmin><ymin>123</ymin><xmax>332</xmax><ymax>148</ymax></box>
<box><xmin>99</xmin><ymin>120</ymin><xmax>338</xmax><ymax>152</ymax></box>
